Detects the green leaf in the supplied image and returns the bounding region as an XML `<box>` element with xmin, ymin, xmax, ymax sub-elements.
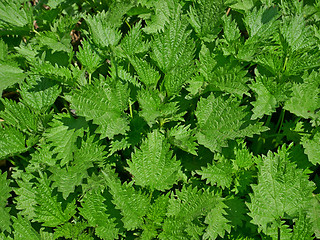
<box><xmin>54</xmin><ymin>222</ymin><xmax>92</xmax><ymax>240</ymax></box>
<box><xmin>14</xmin><ymin>174</ymin><xmax>37</xmax><ymax>221</ymax></box>
<box><xmin>247</xmin><ymin>144</ymin><xmax>315</xmax><ymax>235</ymax></box>
<box><xmin>0</xmin><ymin>171</ymin><xmax>11</xmax><ymax>233</ymax></box>
<box><xmin>167</xmin><ymin>124</ymin><xmax>198</xmax><ymax>155</ymax></box>
<box><xmin>0</xmin><ymin>126</ymin><xmax>27</xmax><ymax>160</ymax></box>
<box><xmin>196</xmin><ymin>154</ymin><xmax>234</xmax><ymax>189</ymax></box>
<box><xmin>37</xmin><ymin>31</ymin><xmax>72</xmax><ymax>53</ymax></box>
<box><xmin>127</xmin><ymin>130</ymin><xmax>181</xmax><ymax>191</ymax></box>
<box><xmin>19</xmin><ymin>76</ymin><xmax>61</xmax><ymax>112</ymax></box>
<box><xmin>44</xmin><ymin>113</ymin><xmax>88</xmax><ymax>166</ymax></box>
<box><xmin>301</xmin><ymin>131</ymin><xmax>320</xmax><ymax>166</ymax></box>
<box><xmin>203</xmin><ymin>200</ymin><xmax>231</xmax><ymax>240</ymax></box>
<box><xmin>68</xmin><ymin>79</ymin><xmax>130</xmax><ymax>139</ymax></box>
<box><xmin>137</xmin><ymin>88</ymin><xmax>185</xmax><ymax>127</ymax></box>
<box><xmin>284</xmin><ymin>71</ymin><xmax>320</xmax><ymax>120</ymax></box>
<box><xmin>85</xmin><ymin>11</ymin><xmax>121</xmax><ymax>49</ymax></box>
<box><xmin>50</xmin><ymin>136</ymin><xmax>104</xmax><ymax>199</ymax></box>
<box><xmin>308</xmin><ymin>195</ymin><xmax>320</xmax><ymax>238</ymax></box>
<box><xmin>151</xmin><ymin>12</ymin><xmax>195</xmax><ymax>73</ymax></box>
<box><xmin>0</xmin><ymin>63</ymin><xmax>25</xmax><ymax>94</ymax></box>
<box><xmin>120</xmin><ymin>21</ymin><xmax>149</xmax><ymax>57</ymax></box>
<box><xmin>34</xmin><ymin>173</ymin><xmax>76</xmax><ymax>227</ymax></box>
<box><xmin>0</xmin><ymin>0</ymin><xmax>33</xmax><ymax>34</ymax></box>
<box><xmin>195</xmin><ymin>93</ymin><xmax>268</xmax><ymax>152</ymax></box>
<box><xmin>129</xmin><ymin>56</ymin><xmax>160</xmax><ymax>88</ymax></box>
<box><xmin>141</xmin><ymin>194</ymin><xmax>169</xmax><ymax>240</ymax></box>
<box><xmin>143</xmin><ymin>0</ymin><xmax>179</xmax><ymax>34</ymax></box>
<box><xmin>79</xmin><ymin>189</ymin><xmax>119</xmax><ymax>240</ymax></box>
<box><xmin>13</xmin><ymin>215</ymin><xmax>40</xmax><ymax>240</ymax></box>
<box><xmin>163</xmin><ymin>64</ymin><xmax>195</xmax><ymax>96</ymax></box>
<box><xmin>250</xmin><ymin>77</ymin><xmax>278</xmax><ymax>120</ymax></box>
<box><xmin>280</xmin><ymin>15</ymin><xmax>316</xmax><ymax>53</ymax></box>
<box><xmin>102</xmin><ymin>168</ymin><xmax>150</xmax><ymax>230</ymax></box>
<box><xmin>0</xmin><ymin>98</ymin><xmax>39</xmax><ymax>134</ymax></box>
<box><xmin>188</xmin><ymin>0</ymin><xmax>225</xmax><ymax>42</ymax></box>
<box><xmin>77</xmin><ymin>39</ymin><xmax>102</xmax><ymax>75</ymax></box>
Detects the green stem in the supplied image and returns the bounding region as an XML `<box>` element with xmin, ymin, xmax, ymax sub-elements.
<box><xmin>282</xmin><ymin>56</ymin><xmax>288</xmax><ymax>72</ymax></box>
<box><xmin>17</xmin><ymin>154</ymin><xmax>28</xmax><ymax>162</ymax></box>
<box><xmin>129</xmin><ymin>99</ymin><xmax>133</xmax><ymax>118</ymax></box>
<box><xmin>275</xmin><ymin>109</ymin><xmax>285</xmax><ymax>133</ymax></box>
<box><xmin>125</xmin><ymin>19</ymin><xmax>131</xmax><ymax>30</ymax></box>
<box><xmin>88</xmin><ymin>72</ymin><xmax>92</xmax><ymax>85</ymax></box>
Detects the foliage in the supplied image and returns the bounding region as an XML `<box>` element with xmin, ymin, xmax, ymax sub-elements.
<box><xmin>0</xmin><ymin>0</ymin><xmax>320</xmax><ymax>239</ymax></box>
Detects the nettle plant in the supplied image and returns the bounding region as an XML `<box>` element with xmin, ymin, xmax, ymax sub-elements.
<box><xmin>0</xmin><ymin>0</ymin><xmax>320</xmax><ymax>239</ymax></box>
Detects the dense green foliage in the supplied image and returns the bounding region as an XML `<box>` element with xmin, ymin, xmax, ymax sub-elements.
<box><xmin>1</xmin><ymin>0</ymin><xmax>320</xmax><ymax>239</ymax></box>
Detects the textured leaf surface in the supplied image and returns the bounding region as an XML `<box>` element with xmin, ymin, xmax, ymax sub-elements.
<box><xmin>79</xmin><ymin>190</ymin><xmax>119</xmax><ymax>240</ymax></box>
<box><xmin>127</xmin><ymin>130</ymin><xmax>181</xmax><ymax>191</ymax></box>
<box><xmin>0</xmin><ymin>64</ymin><xmax>25</xmax><ymax>93</ymax></box>
<box><xmin>196</xmin><ymin>156</ymin><xmax>234</xmax><ymax>189</ymax></box>
<box><xmin>68</xmin><ymin>80</ymin><xmax>130</xmax><ymax>139</ymax></box>
<box><xmin>301</xmin><ymin>132</ymin><xmax>320</xmax><ymax>165</ymax></box>
<box><xmin>102</xmin><ymin>169</ymin><xmax>150</xmax><ymax>230</ymax></box>
<box><xmin>188</xmin><ymin>0</ymin><xmax>224</xmax><ymax>41</ymax></box>
<box><xmin>34</xmin><ymin>173</ymin><xmax>76</xmax><ymax>227</ymax></box>
<box><xmin>247</xmin><ymin>145</ymin><xmax>315</xmax><ymax>234</ymax></box>
<box><xmin>13</xmin><ymin>215</ymin><xmax>40</xmax><ymax>240</ymax></box>
<box><xmin>0</xmin><ymin>98</ymin><xmax>38</xmax><ymax>133</ymax></box>
<box><xmin>195</xmin><ymin>94</ymin><xmax>268</xmax><ymax>152</ymax></box>
<box><xmin>0</xmin><ymin>171</ymin><xmax>11</xmax><ymax>232</ymax></box>
<box><xmin>19</xmin><ymin>76</ymin><xmax>61</xmax><ymax>112</ymax></box>
<box><xmin>0</xmin><ymin>126</ymin><xmax>27</xmax><ymax>159</ymax></box>
<box><xmin>44</xmin><ymin>113</ymin><xmax>88</xmax><ymax>166</ymax></box>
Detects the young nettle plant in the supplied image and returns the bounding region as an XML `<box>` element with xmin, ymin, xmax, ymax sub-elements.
<box><xmin>0</xmin><ymin>0</ymin><xmax>320</xmax><ymax>239</ymax></box>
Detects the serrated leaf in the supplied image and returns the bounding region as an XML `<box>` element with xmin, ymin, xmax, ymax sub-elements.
<box><xmin>79</xmin><ymin>189</ymin><xmax>119</xmax><ymax>240</ymax></box>
<box><xmin>301</xmin><ymin>131</ymin><xmax>320</xmax><ymax>165</ymax></box>
<box><xmin>188</xmin><ymin>0</ymin><xmax>225</xmax><ymax>42</ymax></box>
<box><xmin>167</xmin><ymin>186</ymin><xmax>218</xmax><ymax>221</ymax></box>
<box><xmin>151</xmin><ymin>13</ymin><xmax>195</xmax><ymax>73</ymax></box>
<box><xmin>203</xmin><ymin>200</ymin><xmax>231</xmax><ymax>240</ymax></box>
<box><xmin>0</xmin><ymin>98</ymin><xmax>39</xmax><ymax>134</ymax></box>
<box><xmin>19</xmin><ymin>76</ymin><xmax>61</xmax><ymax>112</ymax></box>
<box><xmin>68</xmin><ymin>79</ymin><xmax>130</xmax><ymax>139</ymax></box>
<box><xmin>102</xmin><ymin>168</ymin><xmax>150</xmax><ymax>230</ymax></box>
<box><xmin>34</xmin><ymin>173</ymin><xmax>76</xmax><ymax>227</ymax></box>
<box><xmin>0</xmin><ymin>63</ymin><xmax>25</xmax><ymax>94</ymax></box>
<box><xmin>129</xmin><ymin>56</ymin><xmax>160</xmax><ymax>88</ymax></box>
<box><xmin>195</xmin><ymin>93</ymin><xmax>268</xmax><ymax>152</ymax></box>
<box><xmin>247</xmin><ymin>145</ymin><xmax>315</xmax><ymax>234</ymax></box>
<box><xmin>0</xmin><ymin>126</ymin><xmax>27</xmax><ymax>160</ymax></box>
<box><xmin>54</xmin><ymin>222</ymin><xmax>91</xmax><ymax>240</ymax></box>
<box><xmin>121</xmin><ymin>21</ymin><xmax>149</xmax><ymax>56</ymax></box>
<box><xmin>196</xmin><ymin>155</ymin><xmax>234</xmax><ymax>189</ymax></box>
<box><xmin>37</xmin><ymin>31</ymin><xmax>72</xmax><ymax>53</ymax></box>
<box><xmin>44</xmin><ymin>113</ymin><xmax>88</xmax><ymax>166</ymax></box>
<box><xmin>250</xmin><ymin>78</ymin><xmax>278</xmax><ymax>120</ymax></box>
<box><xmin>280</xmin><ymin>15</ymin><xmax>316</xmax><ymax>53</ymax></box>
<box><xmin>13</xmin><ymin>215</ymin><xmax>40</xmax><ymax>240</ymax></box>
<box><xmin>167</xmin><ymin>124</ymin><xmax>198</xmax><ymax>155</ymax></box>
<box><xmin>77</xmin><ymin>39</ymin><xmax>102</xmax><ymax>75</ymax></box>
<box><xmin>0</xmin><ymin>171</ymin><xmax>11</xmax><ymax>232</ymax></box>
<box><xmin>137</xmin><ymin>88</ymin><xmax>185</xmax><ymax>127</ymax></box>
<box><xmin>14</xmin><ymin>175</ymin><xmax>37</xmax><ymax>220</ymax></box>
<box><xmin>284</xmin><ymin>72</ymin><xmax>320</xmax><ymax>120</ymax></box>
<box><xmin>127</xmin><ymin>130</ymin><xmax>181</xmax><ymax>191</ymax></box>
<box><xmin>0</xmin><ymin>0</ymin><xmax>33</xmax><ymax>34</ymax></box>
<box><xmin>85</xmin><ymin>11</ymin><xmax>121</xmax><ymax>49</ymax></box>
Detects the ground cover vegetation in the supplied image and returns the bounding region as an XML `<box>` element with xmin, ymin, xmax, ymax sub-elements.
<box><xmin>0</xmin><ymin>0</ymin><xmax>320</xmax><ymax>239</ymax></box>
